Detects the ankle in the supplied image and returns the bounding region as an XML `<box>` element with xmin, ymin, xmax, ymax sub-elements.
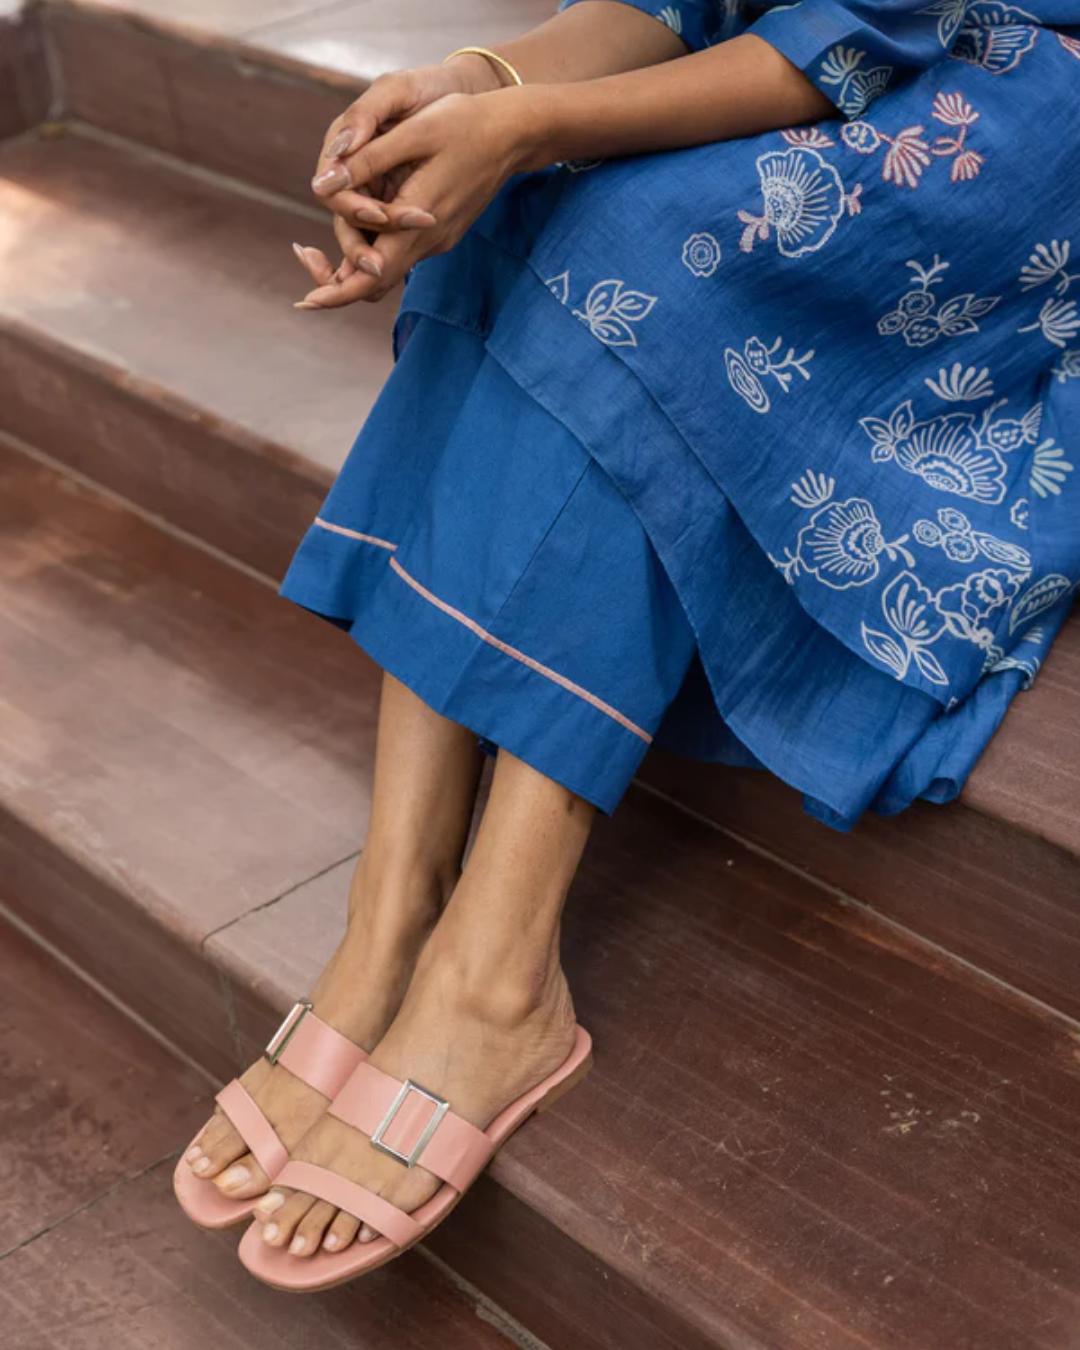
<box><xmin>417</xmin><ymin>932</ymin><xmax>573</xmax><ymax>1033</ymax></box>
<box><xmin>346</xmin><ymin>848</ymin><xmax>458</xmax><ymax>936</ymax></box>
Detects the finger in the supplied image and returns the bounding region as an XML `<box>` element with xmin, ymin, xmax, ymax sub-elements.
<box><xmin>320</xmin><ymin>73</ymin><xmax>418</xmax><ymax>163</ymax></box>
<box><xmin>334</xmin><ymin>215</ymin><xmax>385</xmax><ymax>280</ymax></box>
<box><xmin>312</xmin><ymin>121</ymin><xmax>428</xmax><ymax>201</ymax></box>
<box><xmin>291</xmin><ymin>242</ymin><xmax>337</xmax><ymax>287</ymax></box>
<box><xmin>322</xmin><ymin>187</ymin><xmax>436</xmax><ymax>232</ymax></box>
<box><xmin>295</xmin><ymin>268</ymin><xmax>389</xmax><ymax>311</ymax></box>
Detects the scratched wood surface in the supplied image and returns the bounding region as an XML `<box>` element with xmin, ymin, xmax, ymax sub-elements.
<box><xmin>0</xmin><ymin>922</ymin><xmax>512</xmax><ymax>1350</ymax></box>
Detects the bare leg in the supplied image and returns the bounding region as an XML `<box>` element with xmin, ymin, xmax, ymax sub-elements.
<box><xmin>258</xmin><ymin>748</ymin><xmax>595</xmax><ymax>1256</ymax></box>
<box><xmin>185</xmin><ymin>672</ymin><xmax>484</xmax><ymax>1200</ymax></box>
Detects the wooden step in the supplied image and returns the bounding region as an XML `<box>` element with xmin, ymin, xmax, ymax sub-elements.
<box><xmin>0</xmin><ymin>4</ymin><xmax>52</xmax><ymax>141</ymax></box>
<box><xmin>3</xmin><ymin>443</ymin><xmax>1079</xmax><ymax>1350</ymax></box>
<box><xmin>0</xmin><ymin>125</ymin><xmax>392</xmax><ymax>579</ymax></box>
<box><xmin>0</xmin><ymin>919</ymin><xmax>521</xmax><ymax>1350</ymax></box>
<box><xmin>41</xmin><ymin>0</ymin><xmax>557</xmax><ymax>202</ymax></box>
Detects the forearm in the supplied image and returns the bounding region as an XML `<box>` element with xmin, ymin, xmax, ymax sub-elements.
<box><xmin>514</xmin><ymin>34</ymin><xmax>836</xmax><ymax>168</ymax></box>
<box><xmin>448</xmin><ymin>1</ymin><xmax>687</xmax><ymax>93</ymax></box>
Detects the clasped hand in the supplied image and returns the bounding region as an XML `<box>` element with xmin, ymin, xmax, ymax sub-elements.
<box><xmin>293</xmin><ymin>65</ymin><xmax>534</xmax><ymax>310</ymax></box>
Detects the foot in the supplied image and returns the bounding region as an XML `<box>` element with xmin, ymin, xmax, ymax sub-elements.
<box><xmin>254</xmin><ymin>934</ymin><xmax>577</xmax><ymax>1256</ymax></box>
<box><xmin>183</xmin><ymin>853</ymin><xmax>453</xmax><ymax>1203</ymax></box>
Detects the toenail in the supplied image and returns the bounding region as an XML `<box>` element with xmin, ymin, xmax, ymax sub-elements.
<box><xmin>289</xmin><ymin>1236</ymin><xmax>307</xmax><ymax>1256</ymax></box>
<box><xmin>185</xmin><ymin>1146</ymin><xmax>203</xmax><ymax>1162</ymax></box>
<box><xmin>359</xmin><ymin>1224</ymin><xmax>376</xmax><ymax>1243</ymax></box>
<box><xmin>263</xmin><ymin>1224</ymin><xmax>279</xmax><ymax>1243</ymax></box>
<box><xmin>220</xmin><ymin>1165</ymin><xmax>250</xmax><ymax>1191</ymax></box>
<box><xmin>192</xmin><ymin>1158</ymin><xmax>212</xmax><ymax>1175</ymax></box>
<box><xmin>323</xmin><ymin>1233</ymin><xmax>339</xmax><ymax>1251</ymax></box>
<box><xmin>257</xmin><ymin>1190</ymin><xmax>285</xmax><ymax>1214</ymax></box>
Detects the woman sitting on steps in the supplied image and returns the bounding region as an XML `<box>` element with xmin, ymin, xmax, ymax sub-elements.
<box><xmin>173</xmin><ymin>0</ymin><xmax>1080</xmax><ymax>1291</ymax></box>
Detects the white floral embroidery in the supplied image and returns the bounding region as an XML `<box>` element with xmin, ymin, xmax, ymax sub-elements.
<box><xmin>790</xmin><ymin>469</ymin><xmax>835</xmax><ymax>509</ymax></box>
<box><xmin>1010</xmin><ymin>498</ymin><xmax>1030</xmax><ymax>529</ymax></box>
<box><xmin>919</xmin><ymin>0</ymin><xmax>972</xmax><ymax>47</ymax></box>
<box><xmin>925</xmin><ymin>363</ymin><xmax>995</xmax><ymax>401</ymax></box>
<box><xmin>952</xmin><ymin>2</ymin><xmax>1040</xmax><ymax>74</ymax></box>
<box><xmin>912</xmin><ymin>507</ymin><xmax>1031</xmax><ymax>568</ymax></box>
<box><xmin>859</xmin><ymin>400</ymin><xmax>1009</xmax><ymax>504</ymax></box>
<box><xmin>544</xmin><ymin>271</ymin><xmax>570</xmax><ymax>305</ymax></box>
<box><xmin>987</xmin><ymin>625</ymin><xmax>1045</xmax><ymax>688</ymax></box>
<box><xmin>819</xmin><ymin>45</ymin><xmax>894</xmax><ymax>116</ymax></box>
<box><xmin>1009</xmin><ymin>574</ymin><xmax>1075</xmax><ymax>633</ymax></box>
<box><xmin>561</xmin><ymin>158</ymin><xmax>604</xmax><ymax>173</ymax></box>
<box><xmin>775</xmin><ymin>495</ymin><xmax>914</xmax><ymax>589</ymax></box>
<box><xmin>878</xmin><ymin>256</ymin><xmax>999</xmax><ymax>347</ymax></box>
<box><xmin>862</xmin><ymin>572</ymin><xmax>950</xmax><ymax>685</ymax></box>
<box><xmin>1029</xmin><ymin>440</ymin><xmax>1075</xmax><ymax>497</ymax></box>
<box><xmin>1018</xmin><ymin>296</ymin><xmax>1080</xmax><ymax>348</ymax></box>
<box><xmin>935</xmin><ymin>567</ymin><xmax>1026</xmax><ymax>649</ymax></box>
<box><xmin>738</xmin><ymin>147</ymin><xmax>861</xmax><ymax>258</ymax></box>
<box><xmin>725</xmin><ymin>336</ymin><xmax>814</xmax><ymax>414</ymax></box>
<box><xmin>682</xmin><ymin>232</ymin><xmax>722</xmax><ymax>277</ymax></box>
<box><xmin>658</xmin><ymin>4</ymin><xmax>683</xmax><ymax>33</ymax></box>
<box><xmin>1053</xmin><ymin>350</ymin><xmax>1080</xmax><ymax>382</ymax></box>
<box><xmin>570</xmin><ymin>278</ymin><xmax>658</xmax><ymax>348</ymax></box>
<box><xmin>1019</xmin><ymin>240</ymin><xmax>1080</xmax><ymax>295</ymax></box>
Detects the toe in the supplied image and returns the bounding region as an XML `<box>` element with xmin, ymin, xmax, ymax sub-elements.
<box><xmin>189</xmin><ymin>1117</ymin><xmax>247</xmax><ymax>1179</ymax></box>
<box><xmin>359</xmin><ymin>1222</ymin><xmax>379</xmax><ymax>1244</ymax></box>
<box><xmin>291</xmin><ymin>1200</ymin><xmax>337</xmax><ymax>1257</ymax></box>
<box><xmin>323</xmin><ymin>1211</ymin><xmax>360</xmax><ymax>1252</ymax></box>
<box><xmin>262</xmin><ymin>1191</ymin><xmax>315</xmax><ymax>1247</ymax></box>
<box><xmin>253</xmin><ymin>1188</ymin><xmax>287</xmax><ymax>1223</ymax></box>
<box><xmin>213</xmin><ymin>1151</ymin><xmax>271</xmax><ymax>1199</ymax></box>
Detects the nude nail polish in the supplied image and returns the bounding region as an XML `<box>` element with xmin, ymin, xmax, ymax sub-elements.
<box><xmin>294</xmin><ymin>301</ymin><xmax>320</xmax><ymax>310</ymax></box>
<box><xmin>399</xmin><ymin>209</ymin><xmax>437</xmax><ymax>228</ymax></box>
<box><xmin>220</xmin><ymin>1165</ymin><xmax>250</xmax><ymax>1191</ymax></box>
<box><xmin>289</xmin><ymin>1236</ymin><xmax>307</xmax><ymax>1256</ymax></box>
<box><xmin>263</xmin><ymin>1223</ymin><xmax>279</xmax><ymax>1243</ymax></box>
<box><xmin>323</xmin><ymin>1233</ymin><xmax>340</xmax><ymax>1251</ymax></box>
<box><xmin>192</xmin><ymin>1157</ymin><xmax>212</xmax><ymax>1175</ymax></box>
<box><xmin>327</xmin><ymin>129</ymin><xmax>355</xmax><ymax>157</ymax></box>
<box><xmin>313</xmin><ymin>164</ymin><xmax>351</xmax><ymax>193</ymax></box>
<box><xmin>258</xmin><ymin>1190</ymin><xmax>285</xmax><ymax>1214</ymax></box>
<box><xmin>354</xmin><ymin>204</ymin><xmax>389</xmax><ymax>226</ymax></box>
<box><xmin>358</xmin><ymin>256</ymin><xmax>383</xmax><ymax>278</ymax></box>
<box><xmin>185</xmin><ymin>1146</ymin><xmax>203</xmax><ymax>1162</ymax></box>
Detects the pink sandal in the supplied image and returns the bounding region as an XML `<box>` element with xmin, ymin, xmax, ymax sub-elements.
<box><xmin>238</xmin><ymin>1024</ymin><xmax>593</xmax><ymax>1290</ymax></box>
<box><xmin>174</xmin><ymin>1000</ymin><xmax>367</xmax><ymax>1230</ymax></box>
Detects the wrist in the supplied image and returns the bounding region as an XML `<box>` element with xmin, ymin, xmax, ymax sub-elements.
<box><xmin>497</xmin><ymin>84</ymin><xmax>566</xmax><ymax>174</ymax></box>
<box><xmin>443</xmin><ymin>51</ymin><xmax>510</xmax><ymax>96</ymax></box>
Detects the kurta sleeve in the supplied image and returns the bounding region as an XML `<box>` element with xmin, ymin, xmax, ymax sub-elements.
<box><xmin>556</xmin><ymin>0</ymin><xmax>725</xmax><ymax>53</ymax></box>
<box><xmin>747</xmin><ymin>0</ymin><xmax>963</xmax><ymax>117</ymax></box>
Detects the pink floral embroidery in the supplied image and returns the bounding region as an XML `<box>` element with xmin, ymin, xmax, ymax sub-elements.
<box><xmin>839</xmin><ymin>92</ymin><xmax>984</xmax><ymax>190</ymax></box>
<box><xmin>780</xmin><ymin>127</ymin><xmax>837</xmax><ymax>149</ymax></box>
<box><xmin>1059</xmin><ymin>32</ymin><xmax>1080</xmax><ymax>60</ymax></box>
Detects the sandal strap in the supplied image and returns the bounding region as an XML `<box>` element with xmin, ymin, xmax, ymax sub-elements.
<box><xmin>277</xmin><ymin>1160</ymin><xmax>423</xmax><ymax>1248</ymax></box>
<box><xmin>265</xmin><ymin>1002</ymin><xmax>367</xmax><ymax>1100</ymax></box>
<box><xmin>328</xmin><ymin>1062</ymin><xmax>494</xmax><ymax>1192</ymax></box>
<box><xmin>215</xmin><ymin>1079</ymin><xmax>289</xmax><ymax>1180</ymax></box>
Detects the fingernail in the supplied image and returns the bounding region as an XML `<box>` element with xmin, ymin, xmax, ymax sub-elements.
<box><xmin>323</xmin><ymin>1233</ymin><xmax>340</xmax><ymax>1251</ymax></box>
<box><xmin>291</xmin><ymin>241</ymin><xmax>307</xmax><ymax>263</ymax></box>
<box><xmin>263</xmin><ymin>1223</ymin><xmax>279</xmax><ymax>1243</ymax></box>
<box><xmin>192</xmin><ymin>1157</ymin><xmax>212</xmax><ymax>1175</ymax></box>
<box><xmin>354</xmin><ymin>204</ymin><xmax>389</xmax><ymax>226</ymax></box>
<box><xmin>294</xmin><ymin>301</ymin><xmax>320</xmax><ymax>310</ymax></box>
<box><xmin>399</xmin><ymin>209</ymin><xmax>436</xmax><ymax>228</ymax></box>
<box><xmin>185</xmin><ymin>1146</ymin><xmax>203</xmax><ymax>1162</ymax></box>
<box><xmin>313</xmin><ymin>164</ymin><xmax>351</xmax><ymax>192</ymax></box>
<box><xmin>327</xmin><ymin>129</ymin><xmax>355</xmax><ymax>157</ymax></box>
<box><xmin>358</xmin><ymin>256</ymin><xmax>383</xmax><ymax>278</ymax></box>
<box><xmin>359</xmin><ymin>1224</ymin><xmax>376</xmax><ymax>1243</ymax></box>
<box><xmin>257</xmin><ymin>1190</ymin><xmax>285</xmax><ymax>1214</ymax></box>
<box><xmin>289</xmin><ymin>1236</ymin><xmax>307</xmax><ymax>1256</ymax></box>
<box><xmin>220</xmin><ymin>1164</ymin><xmax>250</xmax><ymax>1191</ymax></box>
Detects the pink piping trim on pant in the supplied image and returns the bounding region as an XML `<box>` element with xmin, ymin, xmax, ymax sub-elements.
<box><xmin>388</xmin><ymin>556</ymin><xmax>652</xmax><ymax>744</ymax></box>
<box><xmin>312</xmin><ymin>516</ymin><xmax>652</xmax><ymax>743</ymax></box>
<box><xmin>315</xmin><ymin>517</ymin><xmax>397</xmax><ymax>551</ymax></box>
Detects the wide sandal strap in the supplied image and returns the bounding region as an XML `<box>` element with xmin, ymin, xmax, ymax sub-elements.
<box><xmin>215</xmin><ymin>1079</ymin><xmax>289</xmax><ymax>1180</ymax></box>
<box><xmin>328</xmin><ymin>1062</ymin><xmax>495</xmax><ymax>1192</ymax></box>
<box><xmin>265</xmin><ymin>1001</ymin><xmax>367</xmax><ymax>1100</ymax></box>
<box><xmin>277</xmin><ymin>1160</ymin><xmax>424</xmax><ymax>1248</ymax></box>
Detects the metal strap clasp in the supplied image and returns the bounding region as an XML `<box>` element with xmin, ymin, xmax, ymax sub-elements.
<box><xmin>264</xmin><ymin>999</ymin><xmax>313</xmax><ymax>1065</ymax></box>
<box><xmin>370</xmin><ymin>1079</ymin><xmax>450</xmax><ymax>1168</ymax></box>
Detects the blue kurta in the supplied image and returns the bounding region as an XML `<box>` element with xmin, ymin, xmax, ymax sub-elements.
<box><xmin>283</xmin><ymin>0</ymin><xmax>1080</xmax><ymax>827</ymax></box>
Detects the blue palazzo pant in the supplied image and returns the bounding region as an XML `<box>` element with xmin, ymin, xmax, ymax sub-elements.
<box><xmin>281</xmin><ymin>310</ymin><xmax>704</xmax><ymax>814</ymax></box>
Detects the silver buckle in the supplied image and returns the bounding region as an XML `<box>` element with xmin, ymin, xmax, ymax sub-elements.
<box><xmin>370</xmin><ymin>1079</ymin><xmax>450</xmax><ymax>1168</ymax></box>
<box><xmin>264</xmin><ymin>999</ymin><xmax>313</xmax><ymax>1064</ymax></box>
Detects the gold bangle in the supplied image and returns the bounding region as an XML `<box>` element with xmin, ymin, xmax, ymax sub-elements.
<box><xmin>442</xmin><ymin>45</ymin><xmax>524</xmax><ymax>88</ymax></box>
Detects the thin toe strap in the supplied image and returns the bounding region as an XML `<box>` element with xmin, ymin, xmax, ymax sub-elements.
<box><xmin>215</xmin><ymin>1080</ymin><xmax>289</xmax><ymax>1180</ymax></box>
<box><xmin>276</xmin><ymin>1160</ymin><xmax>423</xmax><ymax>1248</ymax></box>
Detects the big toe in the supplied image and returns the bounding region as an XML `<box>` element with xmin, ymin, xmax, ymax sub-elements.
<box><xmin>186</xmin><ymin>1113</ymin><xmax>246</xmax><ymax>1179</ymax></box>
<box><xmin>213</xmin><ymin>1151</ymin><xmax>271</xmax><ymax>1199</ymax></box>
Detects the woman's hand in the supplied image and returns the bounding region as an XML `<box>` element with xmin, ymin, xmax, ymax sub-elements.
<box><xmin>310</xmin><ymin>58</ymin><xmax>506</xmax><ymax>234</ymax></box>
<box><xmin>295</xmin><ymin>89</ymin><xmax>539</xmax><ymax>310</ymax></box>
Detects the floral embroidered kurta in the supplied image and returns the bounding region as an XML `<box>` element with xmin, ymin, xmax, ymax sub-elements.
<box><xmin>391</xmin><ymin>0</ymin><xmax>1080</xmax><ymax>826</ymax></box>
